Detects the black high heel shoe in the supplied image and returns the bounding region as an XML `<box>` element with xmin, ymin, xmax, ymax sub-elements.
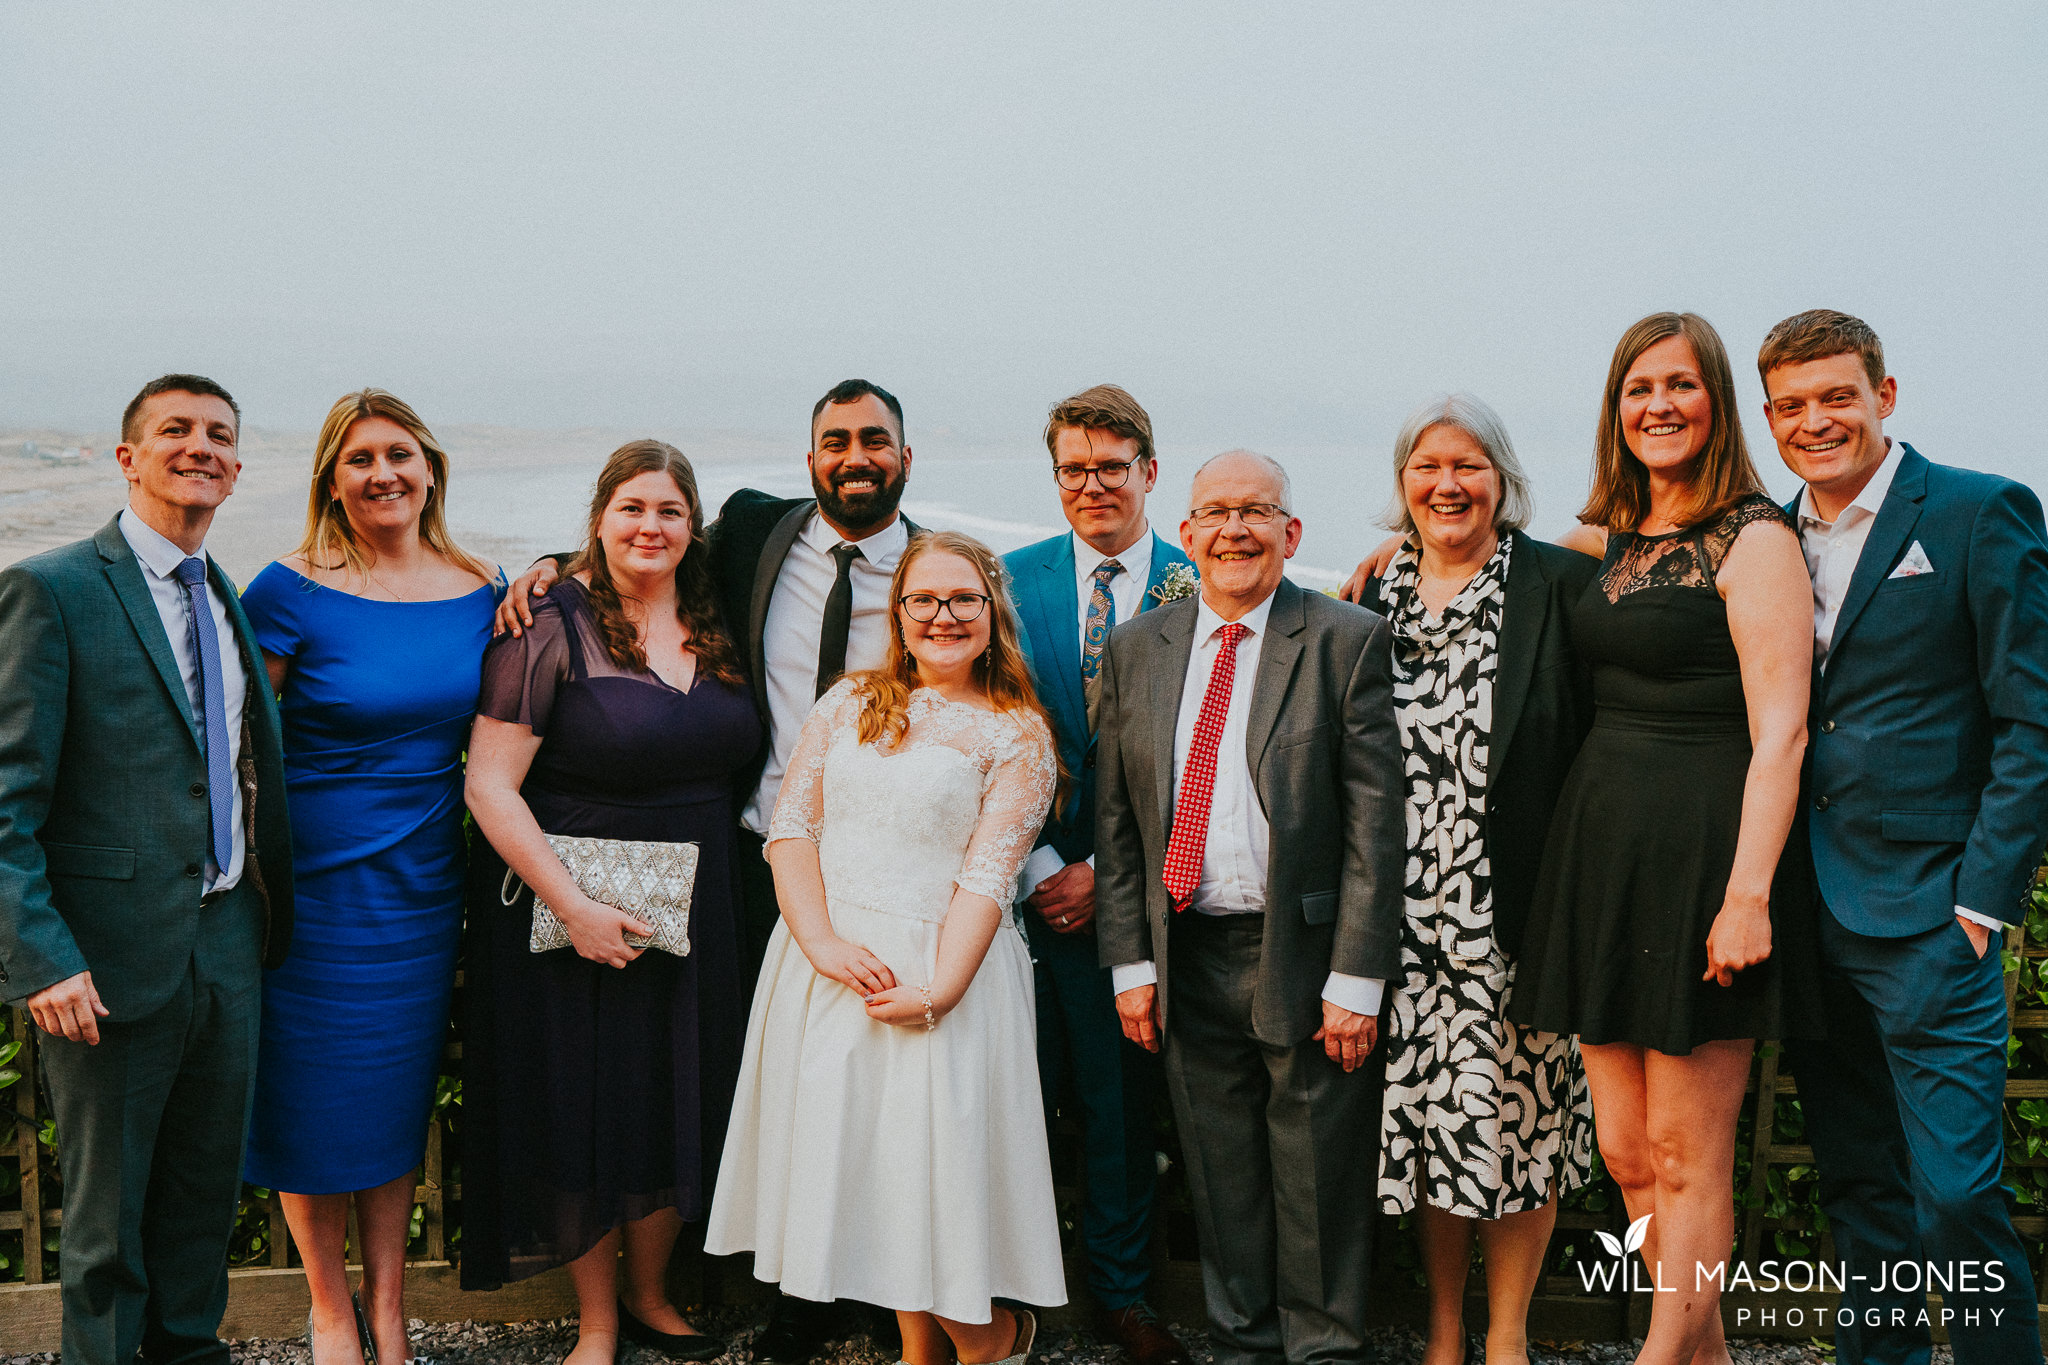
<box><xmin>616</xmin><ymin>1299</ymin><xmax>728</xmax><ymax>1361</ymax></box>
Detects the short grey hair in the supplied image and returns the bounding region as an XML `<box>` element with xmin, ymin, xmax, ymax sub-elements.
<box><xmin>1191</xmin><ymin>448</ymin><xmax>1293</xmax><ymax>514</ymax></box>
<box><xmin>1378</xmin><ymin>393</ymin><xmax>1534</xmax><ymax>535</ymax></box>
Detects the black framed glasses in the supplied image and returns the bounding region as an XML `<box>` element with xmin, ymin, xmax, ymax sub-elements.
<box><xmin>1188</xmin><ymin>502</ymin><xmax>1285</xmax><ymax>528</ymax></box>
<box><xmin>899</xmin><ymin>592</ymin><xmax>992</xmax><ymax>623</ymax></box>
<box><xmin>1053</xmin><ymin>459</ymin><xmax>1140</xmax><ymax>491</ymax></box>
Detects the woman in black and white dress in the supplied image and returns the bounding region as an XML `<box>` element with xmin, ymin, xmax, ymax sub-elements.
<box><xmin>1354</xmin><ymin>395</ymin><xmax>1597</xmax><ymax>1365</ymax></box>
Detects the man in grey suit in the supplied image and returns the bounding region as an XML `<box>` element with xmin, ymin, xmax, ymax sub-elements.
<box><xmin>0</xmin><ymin>375</ymin><xmax>294</xmax><ymax>1365</ymax></box>
<box><xmin>1095</xmin><ymin>449</ymin><xmax>1403</xmax><ymax>1365</ymax></box>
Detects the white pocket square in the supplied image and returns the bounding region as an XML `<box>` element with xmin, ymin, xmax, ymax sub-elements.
<box><xmin>1888</xmin><ymin>541</ymin><xmax>1936</xmax><ymax>578</ymax></box>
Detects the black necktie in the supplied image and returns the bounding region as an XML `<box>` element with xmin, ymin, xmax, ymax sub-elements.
<box><xmin>816</xmin><ymin>541</ymin><xmax>864</xmax><ymax>699</ymax></box>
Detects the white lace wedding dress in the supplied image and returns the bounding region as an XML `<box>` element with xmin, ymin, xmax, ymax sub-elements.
<box><xmin>705</xmin><ymin>680</ymin><xmax>1067</xmax><ymax>1322</ymax></box>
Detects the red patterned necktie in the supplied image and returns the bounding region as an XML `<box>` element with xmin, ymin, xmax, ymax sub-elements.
<box><xmin>1162</xmin><ymin>622</ymin><xmax>1248</xmax><ymax>911</ymax></box>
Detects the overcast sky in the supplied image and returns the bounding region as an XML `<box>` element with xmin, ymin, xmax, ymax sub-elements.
<box><xmin>3</xmin><ymin>1</ymin><xmax>2042</xmax><ymax>494</ymax></box>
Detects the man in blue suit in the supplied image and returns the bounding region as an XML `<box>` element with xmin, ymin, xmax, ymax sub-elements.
<box><xmin>1765</xmin><ymin>311</ymin><xmax>2048</xmax><ymax>1365</ymax></box>
<box><xmin>1003</xmin><ymin>385</ymin><xmax>1192</xmax><ymax>1365</ymax></box>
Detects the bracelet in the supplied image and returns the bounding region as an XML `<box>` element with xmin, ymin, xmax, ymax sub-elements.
<box><xmin>918</xmin><ymin>984</ymin><xmax>936</xmax><ymax>1032</ymax></box>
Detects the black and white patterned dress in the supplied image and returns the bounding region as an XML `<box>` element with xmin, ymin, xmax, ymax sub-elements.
<box><xmin>1374</xmin><ymin>538</ymin><xmax>1592</xmax><ymax>1219</ymax></box>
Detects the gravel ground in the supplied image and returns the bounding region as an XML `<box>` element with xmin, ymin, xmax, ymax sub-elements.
<box><xmin>1</xmin><ymin>1312</ymin><xmax>1893</xmax><ymax>1365</ymax></box>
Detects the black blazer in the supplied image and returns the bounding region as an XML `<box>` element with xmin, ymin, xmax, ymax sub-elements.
<box><xmin>1476</xmin><ymin>530</ymin><xmax>1599</xmax><ymax>957</ymax></box>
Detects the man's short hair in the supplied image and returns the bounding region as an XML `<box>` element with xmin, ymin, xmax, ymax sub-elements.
<box><xmin>1757</xmin><ymin>310</ymin><xmax>1886</xmax><ymax>390</ymax></box>
<box><xmin>1043</xmin><ymin>384</ymin><xmax>1156</xmax><ymax>467</ymax></box>
<box><xmin>121</xmin><ymin>374</ymin><xmax>241</xmax><ymax>444</ymax></box>
<box><xmin>811</xmin><ymin>379</ymin><xmax>904</xmax><ymax>442</ymax></box>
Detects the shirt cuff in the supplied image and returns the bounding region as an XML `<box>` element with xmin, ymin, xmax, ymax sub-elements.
<box><xmin>1322</xmin><ymin>972</ymin><xmax>1384</xmax><ymax>1016</ymax></box>
<box><xmin>1111</xmin><ymin>961</ymin><xmax>1158</xmax><ymax>995</ymax></box>
<box><xmin>1956</xmin><ymin>905</ymin><xmax>2008</xmax><ymax>931</ymax></box>
<box><xmin>1015</xmin><ymin>844</ymin><xmax>1068</xmax><ymax>904</ymax></box>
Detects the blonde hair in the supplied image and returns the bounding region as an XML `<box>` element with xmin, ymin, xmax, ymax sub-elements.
<box><xmin>296</xmin><ymin>389</ymin><xmax>494</xmax><ymax>583</ymax></box>
<box><xmin>847</xmin><ymin>531</ymin><xmax>1066</xmax><ymax>803</ymax></box>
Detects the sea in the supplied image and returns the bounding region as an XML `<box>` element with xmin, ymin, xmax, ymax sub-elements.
<box><xmin>444</xmin><ymin>439</ymin><xmax>1630</xmax><ymax>589</ymax></box>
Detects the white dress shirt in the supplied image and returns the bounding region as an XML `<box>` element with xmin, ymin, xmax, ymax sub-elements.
<box><xmin>1796</xmin><ymin>440</ymin><xmax>1997</xmax><ymax>931</ymax></box>
<box><xmin>1072</xmin><ymin>528</ymin><xmax>1154</xmax><ymax>642</ymax></box>
<box><xmin>119</xmin><ymin>508</ymin><xmax>247</xmax><ymax>893</ymax></box>
<box><xmin>1109</xmin><ymin>587</ymin><xmax>1384</xmax><ymax>1015</ymax></box>
<box><xmin>1015</xmin><ymin>530</ymin><xmax>1161</xmax><ymax>897</ymax></box>
<box><xmin>741</xmin><ymin>511</ymin><xmax>911</xmax><ymax>835</ymax></box>
<box><xmin>1797</xmin><ymin>437</ymin><xmax>1905</xmax><ymax>666</ymax></box>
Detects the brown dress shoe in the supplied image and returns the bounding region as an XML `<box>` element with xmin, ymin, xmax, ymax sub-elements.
<box><xmin>1096</xmin><ymin>1303</ymin><xmax>1191</xmax><ymax>1365</ymax></box>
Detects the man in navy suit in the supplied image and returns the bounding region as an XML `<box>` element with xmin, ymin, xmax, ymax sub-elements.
<box><xmin>1003</xmin><ymin>386</ymin><xmax>1193</xmax><ymax>1365</ymax></box>
<box><xmin>1765</xmin><ymin>311</ymin><xmax>2048</xmax><ymax>1365</ymax></box>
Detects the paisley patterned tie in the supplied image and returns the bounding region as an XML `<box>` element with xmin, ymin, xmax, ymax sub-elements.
<box><xmin>1080</xmin><ymin>559</ymin><xmax>1122</xmax><ymax>732</ymax></box>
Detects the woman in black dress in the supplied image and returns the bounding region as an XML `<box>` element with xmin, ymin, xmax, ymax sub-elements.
<box><xmin>1509</xmin><ymin>314</ymin><xmax>1818</xmax><ymax>1365</ymax></box>
<box><xmin>464</xmin><ymin>441</ymin><xmax>758</xmax><ymax>1365</ymax></box>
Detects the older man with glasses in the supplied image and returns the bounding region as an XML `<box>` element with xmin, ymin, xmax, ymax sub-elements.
<box><xmin>1095</xmin><ymin>449</ymin><xmax>1403</xmax><ymax>1365</ymax></box>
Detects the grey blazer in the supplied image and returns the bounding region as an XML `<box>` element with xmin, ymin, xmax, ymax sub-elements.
<box><xmin>0</xmin><ymin>517</ymin><xmax>294</xmax><ymax>1018</ymax></box>
<box><xmin>1094</xmin><ymin>576</ymin><xmax>1404</xmax><ymax>1047</ymax></box>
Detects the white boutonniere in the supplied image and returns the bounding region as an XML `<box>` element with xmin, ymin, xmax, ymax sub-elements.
<box><xmin>1149</xmin><ymin>563</ymin><xmax>1200</xmax><ymax>605</ymax></box>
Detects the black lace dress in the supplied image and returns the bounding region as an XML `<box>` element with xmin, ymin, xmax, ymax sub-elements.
<box><xmin>1507</xmin><ymin>494</ymin><xmax>1821</xmax><ymax>1054</ymax></box>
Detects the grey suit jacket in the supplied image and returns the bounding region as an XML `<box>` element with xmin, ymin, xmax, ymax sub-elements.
<box><xmin>1094</xmin><ymin>576</ymin><xmax>1404</xmax><ymax>1047</ymax></box>
<box><xmin>0</xmin><ymin>517</ymin><xmax>294</xmax><ymax>1018</ymax></box>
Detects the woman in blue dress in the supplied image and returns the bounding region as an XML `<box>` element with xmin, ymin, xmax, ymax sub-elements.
<box><xmin>241</xmin><ymin>389</ymin><xmax>501</xmax><ymax>1365</ymax></box>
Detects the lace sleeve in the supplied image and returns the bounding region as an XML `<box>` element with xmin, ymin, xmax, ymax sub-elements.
<box><xmin>1702</xmin><ymin>494</ymin><xmax>1797</xmax><ymax>580</ymax></box>
<box><xmin>767</xmin><ymin>677</ymin><xmax>862</xmax><ymax>845</ymax></box>
<box><xmin>955</xmin><ymin>710</ymin><xmax>1059</xmax><ymax>903</ymax></box>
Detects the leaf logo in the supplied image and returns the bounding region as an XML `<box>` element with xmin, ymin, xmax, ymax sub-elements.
<box><xmin>1594</xmin><ymin>1213</ymin><xmax>1652</xmax><ymax>1260</ymax></box>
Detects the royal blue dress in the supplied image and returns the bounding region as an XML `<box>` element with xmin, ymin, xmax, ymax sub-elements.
<box><xmin>241</xmin><ymin>562</ymin><xmax>501</xmax><ymax>1194</ymax></box>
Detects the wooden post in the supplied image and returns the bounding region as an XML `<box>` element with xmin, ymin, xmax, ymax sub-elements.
<box><xmin>14</xmin><ymin>1011</ymin><xmax>44</xmax><ymax>1286</ymax></box>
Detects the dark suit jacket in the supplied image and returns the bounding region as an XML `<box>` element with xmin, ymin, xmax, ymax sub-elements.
<box><xmin>1794</xmin><ymin>445</ymin><xmax>2048</xmax><ymax>934</ymax></box>
<box><xmin>1480</xmin><ymin>531</ymin><xmax>1600</xmax><ymax>957</ymax></box>
<box><xmin>1003</xmin><ymin>529</ymin><xmax>1193</xmax><ymax>865</ymax></box>
<box><xmin>1094</xmin><ymin>576</ymin><xmax>1404</xmax><ymax>1046</ymax></box>
<box><xmin>703</xmin><ymin>488</ymin><xmax>921</xmax><ymax>794</ymax></box>
<box><xmin>0</xmin><ymin>516</ymin><xmax>294</xmax><ymax>1018</ymax></box>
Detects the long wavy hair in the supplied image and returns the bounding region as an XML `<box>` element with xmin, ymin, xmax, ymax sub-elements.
<box><xmin>295</xmin><ymin>389</ymin><xmax>495</xmax><ymax>582</ymax></box>
<box><xmin>1578</xmin><ymin>311</ymin><xmax>1767</xmax><ymax>532</ymax></box>
<box><xmin>848</xmin><ymin>531</ymin><xmax>1067</xmax><ymax>801</ymax></box>
<box><xmin>568</xmin><ymin>440</ymin><xmax>746</xmax><ymax>687</ymax></box>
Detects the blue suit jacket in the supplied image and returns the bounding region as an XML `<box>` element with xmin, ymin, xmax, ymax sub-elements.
<box><xmin>1799</xmin><ymin>444</ymin><xmax>2048</xmax><ymax>934</ymax></box>
<box><xmin>1003</xmin><ymin>530</ymin><xmax>1193</xmax><ymax>865</ymax></box>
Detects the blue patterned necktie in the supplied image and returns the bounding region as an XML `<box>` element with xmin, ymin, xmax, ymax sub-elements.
<box><xmin>1081</xmin><ymin>559</ymin><xmax>1123</xmax><ymax>731</ymax></box>
<box><xmin>173</xmin><ymin>556</ymin><xmax>235</xmax><ymax>878</ymax></box>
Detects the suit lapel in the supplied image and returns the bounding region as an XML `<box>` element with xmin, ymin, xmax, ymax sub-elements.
<box><xmin>1137</xmin><ymin>533</ymin><xmax>1191</xmax><ymax>615</ymax></box>
<box><xmin>1151</xmin><ymin>601</ymin><xmax>1197</xmax><ymax>830</ymax></box>
<box><xmin>1027</xmin><ymin>536</ymin><xmax>1087</xmax><ymax>737</ymax></box>
<box><xmin>748</xmin><ymin>502</ymin><xmax>813</xmax><ymax>712</ymax></box>
<box><xmin>1827</xmin><ymin>447</ymin><xmax>1929</xmax><ymax>665</ymax></box>
<box><xmin>1490</xmin><ymin>532</ymin><xmax>1545</xmax><ymax>765</ymax></box>
<box><xmin>96</xmin><ymin>519</ymin><xmax>199</xmax><ymax>744</ymax></box>
<box><xmin>1245</xmin><ymin>578</ymin><xmax>1305</xmax><ymax>784</ymax></box>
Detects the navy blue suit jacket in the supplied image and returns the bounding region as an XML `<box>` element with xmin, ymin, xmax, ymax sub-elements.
<box><xmin>1003</xmin><ymin>530</ymin><xmax>1192</xmax><ymax>865</ymax></box>
<box><xmin>1799</xmin><ymin>445</ymin><xmax>2048</xmax><ymax>934</ymax></box>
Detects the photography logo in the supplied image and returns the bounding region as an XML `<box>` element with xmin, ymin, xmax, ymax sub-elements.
<box><xmin>1579</xmin><ymin>1213</ymin><xmax>1656</xmax><ymax>1293</ymax></box>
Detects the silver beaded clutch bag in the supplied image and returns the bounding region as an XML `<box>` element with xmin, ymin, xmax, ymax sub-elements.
<box><xmin>502</xmin><ymin>834</ymin><xmax>698</xmax><ymax>957</ymax></box>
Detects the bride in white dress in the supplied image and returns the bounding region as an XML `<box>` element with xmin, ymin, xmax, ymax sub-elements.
<box><xmin>707</xmin><ymin>530</ymin><xmax>1065</xmax><ymax>1365</ymax></box>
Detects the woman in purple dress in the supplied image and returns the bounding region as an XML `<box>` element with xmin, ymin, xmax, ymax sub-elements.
<box><xmin>464</xmin><ymin>440</ymin><xmax>758</xmax><ymax>1365</ymax></box>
